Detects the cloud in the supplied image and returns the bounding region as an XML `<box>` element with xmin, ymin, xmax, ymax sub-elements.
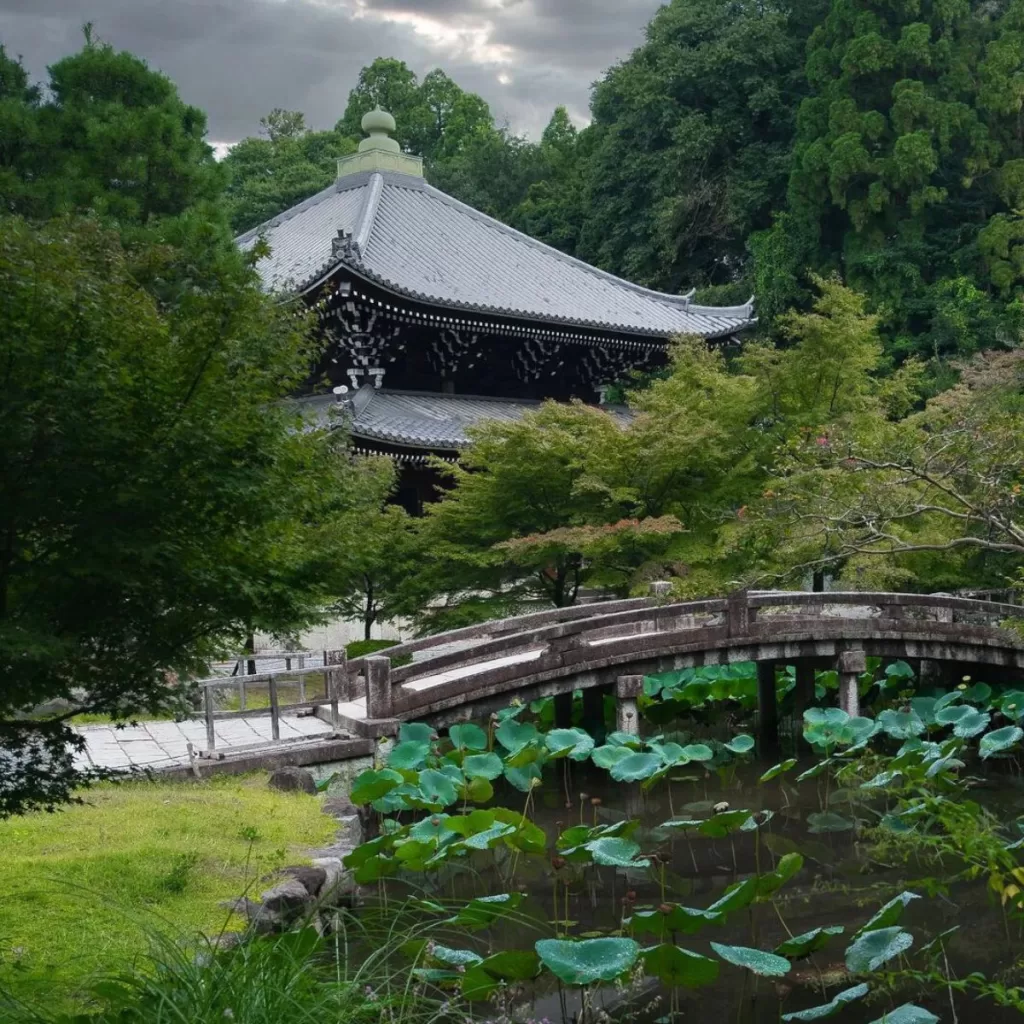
<box><xmin>0</xmin><ymin>0</ymin><xmax>661</xmax><ymax>143</ymax></box>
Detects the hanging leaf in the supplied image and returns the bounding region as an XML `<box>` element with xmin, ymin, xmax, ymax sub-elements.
<box><xmin>781</xmin><ymin>983</ymin><xmax>869</xmax><ymax>1021</ymax></box>
<box><xmin>806</xmin><ymin>811</ymin><xmax>853</xmax><ymax>834</ymax></box>
<box><xmin>844</xmin><ymin>927</ymin><xmax>914</xmax><ymax>973</ymax></box>
<box><xmin>387</xmin><ymin>740</ymin><xmax>431</xmax><ymax>770</ymax></box>
<box><xmin>463</xmin><ymin>752</ymin><xmax>503</xmax><ymax>780</ymax></box>
<box><xmin>775</xmin><ymin>926</ymin><xmax>845</xmax><ymax>960</ymax></box>
<box><xmin>610</xmin><ymin>752</ymin><xmax>663</xmax><ymax>782</ymax></box>
<box><xmin>760</xmin><ymin>758</ymin><xmax>798</xmax><ymax>783</ymax></box>
<box><xmin>535</xmin><ymin>937</ymin><xmax>640</xmax><ymax>985</ymax></box>
<box><xmin>710</xmin><ymin>942</ymin><xmax>791</xmax><ymax>977</ymax></box>
<box><xmin>399</xmin><ymin>722</ymin><xmax>435</xmax><ymax>744</ymax></box>
<box><xmin>867</xmin><ymin>1005</ymin><xmax>938</xmax><ymax>1024</ymax></box>
<box><xmin>980</xmin><ymin>725</ymin><xmax>1023</xmax><ymax>759</ymax></box>
<box><xmin>449</xmin><ymin>723</ymin><xmax>488</xmax><ymax>751</ymax></box>
<box><xmin>640</xmin><ymin>944</ymin><xmax>719</xmax><ymax>987</ymax></box>
<box><xmin>545</xmin><ymin>727</ymin><xmax>595</xmax><ymax>760</ymax></box>
<box><xmin>349</xmin><ymin>768</ymin><xmax>404</xmax><ymax>805</ymax></box>
<box><xmin>725</xmin><ymin>734</ymin><xmax>755</xmax><ymax>754</ymax></box>
<box><xmin>628</xmin><ymin>905</ymin><xmax>722</xmax><ymax>938</ymax></box>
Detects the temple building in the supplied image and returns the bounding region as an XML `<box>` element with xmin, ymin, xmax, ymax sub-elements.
<box><xmin>237</xmin><ymin>108</ymin><xmax>756</xmax><ymax>513</ymax></box>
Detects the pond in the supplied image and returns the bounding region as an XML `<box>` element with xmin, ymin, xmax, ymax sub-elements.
<box><xmin>338</xmin><ymin>667</ymin><xmax>1024</xmax><ymax>1024</ymax></box>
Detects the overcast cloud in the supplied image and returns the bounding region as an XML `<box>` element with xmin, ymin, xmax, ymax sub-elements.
<box><xmin>0</xmin><ymin>0</ymin><xmax>662</xmax><ymax>148</ymax></box>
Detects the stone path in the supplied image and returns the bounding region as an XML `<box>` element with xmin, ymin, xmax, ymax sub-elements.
<box><xmin>73</xmin><ymin>714</ymin><xmax>335</xmax><ymax>772</ymax></box>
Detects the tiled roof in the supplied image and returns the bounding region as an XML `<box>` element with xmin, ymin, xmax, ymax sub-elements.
<box><xmin>237</xmin><ymin>170</ymin><xmax>755</xmax><ymax>339</ymax></box>
<box><xmin>295</xmin><ymin>389</ymin><xmax>630</xmax><ymax>450</ymax></box>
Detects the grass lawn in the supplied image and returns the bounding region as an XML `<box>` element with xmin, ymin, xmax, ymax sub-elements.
<box><xmin>0</xmin><ymin>774</ymin><xmax>338</xmax><ymax>1015</ymax></box>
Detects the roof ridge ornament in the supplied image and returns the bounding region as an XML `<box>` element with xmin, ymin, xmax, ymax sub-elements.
<box><xmin>336</xmin><ymin>105</ymin><xmax>424</xmax><ymax>183</ymax></box>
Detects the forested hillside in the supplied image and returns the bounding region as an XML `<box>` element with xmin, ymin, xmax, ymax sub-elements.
<box><xmin>218</xmin><ymin>0</ymin><xmax>1024</xmax><ymax>373</ymax></box>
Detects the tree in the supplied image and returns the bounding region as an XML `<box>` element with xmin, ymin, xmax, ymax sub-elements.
<box><xmin>412</xmin><ymin>403</ymin><xmax>683</xmax><ymax>627</ymax></box>
<box><xmin>752</xmin><ymin>347</ymin><xmax>1024</xmax><ymax>590</ymax></box>
<box><xmin>0</xmin><ymin>218</ymin><xmax>369</xmax><ymax>816</ymax></box>
<box><xmin>576</xmin><ymin>0</ymin><xmax>826</xmax><ymax>291</ymax></box>
<box><xmin>758</xmin><ymin>0</ymin><xmax>1024</xmax><ymax>358</ymax></box>
<box><xmin>321</xmin><ymin>475</ymin><xmax>426</xmax><ymax>641</ymax></box>
<box><xmin>17</xmin><ymin>32</ymin><xmax>224</xmax><ymax>223</ymax></box>
<box><xmin>0</xmin><ymin>44</ymin><xmax>41</xmax><ymax>215</ymax></box>
<box><xmin>223</xmin><ymin>119</ymin><xmax>355</xmax><ymax>233</ymax></box>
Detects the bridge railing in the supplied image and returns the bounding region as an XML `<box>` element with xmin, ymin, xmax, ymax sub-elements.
<box><xmin>347</xmin><ymin>589</ymin><xmax>1024</xmax><ymax>724</ymax></box>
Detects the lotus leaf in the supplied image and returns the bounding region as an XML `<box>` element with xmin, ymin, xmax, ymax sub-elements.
<box><xmin>503</xmin><ymin>762</ymin><xmax>544</xmax><ymax>792</ymax></box>
<box><xmin>398</xmin><ymin>723</ymin><xmax>434</xmax><ymax>744</ymax></box>
<box><xmin>445</xmin><ymin>892</ymin><xmax>523</xmax><ymax>929</ymax></box>
<box><xmin>431</xmin><ymin>945</ymin><xmax>483</xmax><ymax>967</ymax></box>
<box><xmin>349</xmin><ymin>768</ymin><xmax>404</xmax><ymax>805</ymax></box>
<box><xmin>535</xmin><ymin>937</ymin><xmax>640</xmax><ymax>985</ymax></box>
<box><xmin>417</xmin><ymin>769</ymin><xmax>458</xmax><ymax>808</ymax></box>
<box><xmin>775</xmin><ymin>926</ymin><xmax>845</xmax><ymax>959</ymax></box>
<box><xmin>807</xmin><ymin>811</ymin><xmax>853</xmax><ymax>834</ymax></box>
<box><xmin>610</xmin><ymin>752</ymin><xmax>663</xmax><ymax>782</ymax></box>
<box><xmin>463</xmin><ymin>752</ymin><xmax>503</xmax><ymax>780</ymax></box>
<box><xmin>591</xmin><ymin>744</ymin><xmax>633</xmax><ymax>769</ymax></box>
<box><xmin>449</xmin><ymin>723</ymin><xmax>488</xmax><ymax>751</ymax></box>
<box><xmin>877</xmin><ymin>709</ymin><xmax>926</xmax><ymax>740</ymax></box>
<box><xmin>980</xmin><ymin>725</ymin><xmax>1023</xmax><ymax>759</ymax></box>
<box><xmin>545</xmin><ymin>727</ymin><xmax>595</xmax><ymax>760</ymax></box>
<box><xmin>387</xmin><ymin>740</ymin><xmax>431</xmax><ymax>770</ymax></box>
<box><xmin>640</xmin><ymin>944</ymin><xmax>719</xmax><ymax>987</ymax></box>
<box><xmin>845</xmin><ymin>926</ymin><xmax>913</xmax><ymax>973</ymax></box>
<box><xmin>495</xmin><ymin>719</ymin><xmax>539</xmax><ymax>754</ymax></box>
<box><xmin>760</xmin><ymin>759</ymin><xmax>798</xmax><ymax>783</ymax></box>
<box><xmin>725</xmin><ymin>734</ymin><xmax>755</xmax><ymax>754</ymax></box>
<box><xmin>867</xmin><ymin>1005</ymin><xmax>938</xmax><ymax>1024</ymax></box>
<box><xmin>781</xmin><ymin>983</ymin><xmax>869</xmax><ymax>1020</ymax></box>
<box><xmin>585</xmin><ymin>836</ymin><xmax>650</xmax><ymax>868</ymax></box>
<box><xmin>710</xmin><ymin>942</ymin><xmax>791</xmax><ymax>977</ymax></box>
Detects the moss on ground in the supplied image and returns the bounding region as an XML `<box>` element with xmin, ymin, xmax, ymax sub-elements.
<box><xmin>0</xmin><ymin>774</ymin><xmax>337</xmax><ymax>1014</ymax></box>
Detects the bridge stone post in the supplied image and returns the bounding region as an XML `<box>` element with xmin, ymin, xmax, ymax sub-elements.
<box><xmin>757</xmin><ymin>661</ymin><xmax>780</xmax><ymax>759</ymax></box>
<box><xmin>365</xmin><ymin>656</ymin><xmax>394</xmax><ymax>720</ymax></box>
<box><xmin>727</xmin><ymin>589</ymin><xmax>752</xmax><ymax>636</ymax></box>
<box><xmin>837</xmin><ymin>648</ymin><xmax>865</xmax><ymax>718</ymax></box>
<box><xmin>615</xmin><ymin>675</ymin><xmax>644</xmax><ymax>736</ymax></box>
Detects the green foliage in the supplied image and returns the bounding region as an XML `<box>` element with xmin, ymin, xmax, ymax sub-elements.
<box><xmin>534</xmin><ymin>937</ymin><xmax>640</xmax><ymax>985</ymax></box>
<box><xmin>710</xmin><ymin>942</ymin><xmax>792</xmax><ymax>977</ymax></box>
<box><xmin>0</xmin><ymin>216</ymin><xmax>372</xmax><ymax>815</ymax></box>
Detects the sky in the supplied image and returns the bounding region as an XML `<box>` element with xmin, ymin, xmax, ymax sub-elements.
<box><xmin>0</xmin><ymin>0</ymin><xmax>663</xmax><ymax>150</ymax></box>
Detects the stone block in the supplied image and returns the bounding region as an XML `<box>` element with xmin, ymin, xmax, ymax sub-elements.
<box><xmin>267</xmin><ymin>766</ymin><xmax>316</xmax><ymax>795</ymax></box>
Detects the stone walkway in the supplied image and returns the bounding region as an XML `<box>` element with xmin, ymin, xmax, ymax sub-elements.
<box><xmin>73</xmin><ymin>714</ymin><xmax>335</xmax><ymax>772</ymax></box>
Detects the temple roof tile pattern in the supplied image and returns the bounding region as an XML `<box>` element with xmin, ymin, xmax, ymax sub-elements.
<box><xmin>237</xmin><ymin>170</ymin><xmax>755</xmax><ymax>340</ymax></box>
<box><xmin>296</xmin><ymin>389</ymin><xmax>630</xmax><ymax>451</ymax></box>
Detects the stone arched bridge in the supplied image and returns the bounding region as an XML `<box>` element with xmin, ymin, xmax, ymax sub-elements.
<box><xmin>320</xmin><ymin>589</ymin><xmax>1024</xmax><ymax>752</ymax></box>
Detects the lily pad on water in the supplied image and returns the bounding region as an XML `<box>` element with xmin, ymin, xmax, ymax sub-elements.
<box><xmin>775</xmin><ymin>925</ymin><xmax>845</xmax><ymax>960</ymax></box>
<box><xmin>980</xmin><ymin>725</ymin><xmax>1024</xmax><ymax>759</ymax></box>
<box><xmin>845</xmin><ymin>927</ymin><xmax>913</xmax><ymax>973</ymax></box>
<box><xmin>545</xmin><ymin>727</ymin><xmax>595</xmax><ymax>761</ymax></box>
<box><xmin>640</xmin><ymin>944</ymin><xmax>719</xmax><ymax>987</ymax></box>
<box><xmin>462</xmin><ymin>752</ymin><xmax>504</xmax><ymax>780</ymax></box>
<box><xmin>710</xmin><ymin>942</ymin><xmax>791</xmax><ymax>977</ymax></box>
<box><xmin>781</xmin><ymin>983</ymin><xmax>869</xmax><ymax>1021</ymax></box>
<box><xmin>535</xmin><ymin>937</ymin><xmax>640</xmax><ymax>985</ymax></box>
<box><xmin>448</xmin><ymin>723</ymin><xmax>488</xmax><ymax>751</ymax></box>
<box><xmin>610</xmin><ymin>752</ymin><xmax>663</xmax><ymax>782</ymax></box>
